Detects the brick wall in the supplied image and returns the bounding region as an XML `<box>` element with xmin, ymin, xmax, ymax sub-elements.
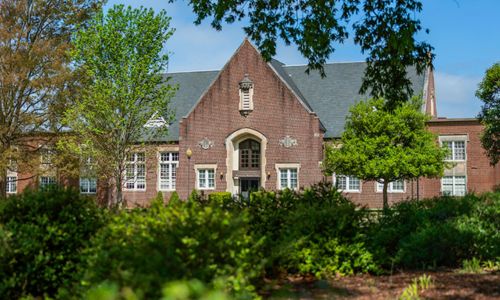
<box><xmin>176</xmin><ymin>39</ymin><xmax>324</xmax><ymax>199</ymax></box>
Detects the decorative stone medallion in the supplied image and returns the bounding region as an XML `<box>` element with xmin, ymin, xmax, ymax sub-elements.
<box><xmin>279</xmin><ymin>136</ymin><xmax>298</xmax><ymax>148</ymax></box>
<box><xmin>198</xmin><ymin>137</ymin><xmax>214</xmax><ymax>150</ymax></box>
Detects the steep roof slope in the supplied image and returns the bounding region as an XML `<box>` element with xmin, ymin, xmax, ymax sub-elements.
<box><xmin>157</xmin><ymin>62</ymin><xmax>427</xmax><ymax>141</ymax></box>
<box><xmin>283</xmin><ymin>62</ymin><xmax>426</xmax><ymax>137</ymax></box>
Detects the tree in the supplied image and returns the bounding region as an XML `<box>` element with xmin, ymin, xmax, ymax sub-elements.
<box><xmin>0</xmin><ymin>0</ymin><xmax>102</xmax><ymax>198</ymax></box>
<box><xmin>185</xmin><ymin>0</ymin><xmax>433</xmax><ymax>109</ymax></box>
<box><xmin>476</xmin><ymin>62</ymin><xmax>500</xmax><ymax>165</ymax></box>
<box><xmin>324</xmin><ymin>98</ymin><xmax>447</xmax><ymax>209</ymax></box>
<box><xmin>65</xmin><ymin>5</ymin><xmax>176</xmax><ymax>207</ymax></box>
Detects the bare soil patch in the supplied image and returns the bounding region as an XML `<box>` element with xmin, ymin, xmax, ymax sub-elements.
<box><xmin>262</xmin><ymin>270</ymin><xmax>500</xmax><ymax>299</ymax></box>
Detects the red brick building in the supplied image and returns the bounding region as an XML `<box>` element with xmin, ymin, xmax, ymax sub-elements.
<box><xmin>7</xmin><ymin>39</ymin><xmax>499</xmax><ymax>208</ymax></box>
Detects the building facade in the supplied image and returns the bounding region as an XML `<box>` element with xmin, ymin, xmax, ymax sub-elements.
<box><xmin>6</xmin><ymin>40</ymin><xmax>499</xmax><ymax>208</ymax></box>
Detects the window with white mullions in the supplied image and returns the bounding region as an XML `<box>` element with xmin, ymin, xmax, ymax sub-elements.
<box><xmin>441</xmin><ymin>176</ymin><xmax>466</xmax><ymax>196</ymax></box>
<box><xmin>442</xmin><ymin>140</ymin><xmax>466</xmax><ymax>161</ymax></box>
<box><xmin>40</xmin><ymin>176</ymin><xmax>56</xmax><ymax>189</ymax></box>
<box><xmin>80</xmin><ymin>178</ymin><xmax>97</xmax><ymax>194</ymax></box>
<box><xmin>197</xmin><ymin>169</ymin><xmax>215</xmax><ymax>189</ymax></box>
<box><xmin>125</xmin><ymin>152</ymin><xmax>146</xmax><ymax>190</ymax></box>
<box><xmin>6</xmin><ymin>176</ymin><xmax>17</xmax><ymax>194</ymax></box>
<box><xmin>279</xmin><ymin>168</ymin><xmax>298</xmax><ymax>190</ymax></box>
<box><xmin>336</xmin><ymin>175</ymin><xmax>360</xmax><ymax>192</ymax></box>
<box><xmin>159</xmin><ymin>152</ymin><xmax>178</xmax><ymax>191</ymax></box>
<box><xmin>376</xmin><ymin>180</ymin><xmax>405</xmax><ymax>193</ymax></box>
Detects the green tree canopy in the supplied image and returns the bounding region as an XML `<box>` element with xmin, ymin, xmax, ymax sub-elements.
<box><xmin>324</xmin><ymin>98</ymin><xmax>447</xmax><ymax>209</ymax></box>
<box><xmin>476</xmin><ymin>62</ymin><xmax>500</xmax><ymax>165</ymax></box>
<box><xmin>185</xmin><ymin>0</ymin><xmax>433</xmax><ymax>109</ymax></box>
<box><xmin>64</xmin><ymin>5</ymin><xmax>176</xmax><ymax>207</ymax></box>
<box><xmin>0</xmin><ymin>0</ymin><xmax>102</xmax><ymax>198</ymax></box>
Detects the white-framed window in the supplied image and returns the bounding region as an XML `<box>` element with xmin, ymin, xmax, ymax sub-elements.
<box><xmin>6</xmin><ymin>176</ymin><xmax>17</xmax><ymax>194</ymax></box>
<box><xmin>335</xmin><ymin>175</ymin><xmax>361</xmax><ymax>192</ymax></box>
<box><xmin>197</xmin><ymin>169</ymin><xmax>215</xmax><ymax>190</ymax></box>
<box><xmin>376</xmin><ymin>180</ymin><xmax>405</xmax><ymax>193</ymax></box>
<box><xmin>441</xmin><ymin>140</ymin><xmax>466</xmax><ymax>161</ymax></box>
<box><xmin>279</xmin><ymin>168</ymin><xmax>298</xmax><ymax>190</ymax></box>
<box><xmin>441</xmin><ymin>176</ymin><xmax>466</xmax><ymax>196</ymax></box>
<box><xmin>158</xmin><ymin>152</ymin><xmax>179</xmax><ymax>191</ymax></box>
<box><xmin>125</xmin><ymin>152</ymin><xmax>146</xmax><ymax>190</ymax></box>
<box><xmin>40</xmin><ymin>176</ymin><xmax>56</xmax><ymax>189</ymax></box>
<box><xmin>80</xmin><ymin>178</ymin><xmax>97</xmax><ymax>194</ymax></box>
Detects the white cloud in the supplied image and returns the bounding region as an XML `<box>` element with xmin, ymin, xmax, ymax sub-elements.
<box><xmin>434</xmin><ymin>72</ymin><xmax>483</xmax><ymax>118</ymax></box>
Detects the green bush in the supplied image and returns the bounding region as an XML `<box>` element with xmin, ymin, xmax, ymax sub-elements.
<box><xmin>274</xmin><ymin>183</ymin><xmax>378</xmax><ymax>276</ymax></box>
<box><xmin>208</xmin><ymin>192</ymin><xmax>233</xmax><ymax>208</ymax></box>
<box><xmin>0</xmin><ymin>187</ymin><xmax>106</xmax><ymax>299</ymax></box>
<box><xmin>83</xmin><ymin>201</ymin><xmax>263</xmax><ymax>299</ymax></box>
<box><xmin>368</xmin><ymin>192</ymin><xmax>500</xmax><ymax>269</ymax></box>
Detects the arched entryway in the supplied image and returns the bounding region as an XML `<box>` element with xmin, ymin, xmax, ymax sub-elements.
<box><xmin>225</xmin><ymin>128</ymin><xmax>268</xmax><ymax>196</ymax></box>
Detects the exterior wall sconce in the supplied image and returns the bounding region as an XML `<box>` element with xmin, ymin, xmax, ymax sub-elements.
<box><xmin>267</xmin><ymin>171</ymin><xmax>271</xmax><ymax>179</ymax></box>
<box><xmin>186</xmin><ymin>148</ymin><xmax>193</xmax><ymax>159</ymax></box>
<box><xmin>220</xmin><ymin>172</ymin><xmax>224</xmax><ymax>179</ymax></box>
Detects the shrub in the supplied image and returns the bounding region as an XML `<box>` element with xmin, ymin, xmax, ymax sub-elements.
<box><xmin>83</xmin><ymin>201</ymin><xmax>263</xmax><ymax>299</ymax></box>
<box><xmin>169</xmin><ymin>191</ymin><xmax>181</xmax><ymax>205</ymax></box>
<box><xmin>274</xmin><ymin>183</ymin><xmax>378</xmax><ymax>276</ymax></box>
<box><xmin>208</xmin><ymin>192</ymin><xmax>233</xmax><ymax>208</ymax></box>
<box><xmin>0</xmin><ymin>187</ymin><xmax>106</xmax><ymax>299</ymax></box>
<box><xmin>368</xmin><ymin>192</ymin><xmax>500</xmax><ymax>269</ymax></box>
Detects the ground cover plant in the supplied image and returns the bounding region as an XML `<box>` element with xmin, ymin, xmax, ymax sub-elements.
<box><xmin>0</xmin><ymin>185</ymin><xmax>498</xmax><ymax>299</ymax></box>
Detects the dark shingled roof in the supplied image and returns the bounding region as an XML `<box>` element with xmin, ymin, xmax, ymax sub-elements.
<box><xmin>158</xmin><ymin>62</ymin><xmax>427</xmax><ymax>141</ymax></box>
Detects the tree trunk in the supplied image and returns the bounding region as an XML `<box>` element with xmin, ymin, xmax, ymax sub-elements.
<box><xmin>0</xmin><ymin>167</ymin><xmax>7</xmax><ymax>199</ymax></box>
<box><xmin>383</xmin><ymin>181</ymin><xmax>389</xmax><ymax>211</ymax></box>
<box><xmin>115</xmin><ymin>171</ymin><xmax>123</xmax><ymax>209</ymax></box>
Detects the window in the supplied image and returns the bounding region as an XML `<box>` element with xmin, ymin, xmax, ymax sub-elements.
<box><xmin>442</xmin><ymin>176</ymin><xmax>466</xmax><ymax>196</ymax></box>
<box><xmin>197</xmin><ymin>169</ymin><xmax>215</xmax><ymax>189</ymax></box>
<box><xmin>125</xmin><ymin>152</ymin><xmax>146</xmax><ymax>190</ymax></box>
<box><xmin>336</xmin><ymin>175</ymin><xmax>361</xmax><ymax>192</ymax></box>
<box><xmin>239</xmin><ymin>139</ymin><xmax>260</xmax><ymax>169</ymax></box>
<box><xmin>159</xmin><ymin>152</ymin><xmax>179</xmax><ymax>190</ymax></box>
<box><xmin>40</xmin><ymin>176</ymin><xmax>56</xmax><ymax>189</ymax></box>
<box><xmin>376</xmin><ymin>180</ymin><xmax>405</xmax><ymax>193</ymax></box>
<box><xmin>80</xmin><ymin>178</ymin><xmax>97</xmax><ymax>194</ymax></box>
<box><xmin>279</xmin><ymin>168</ymin><xmax>298</xmax><ymax>190</ymax></box>
<box><xmin>40</xmin><ymin>148</ymin><xmax>54</xmax><ymax>165</ymax></box>
<box><xmin>6</xmin><ymin>176</ymin><xmax>17</xmax><ymax>194</ymax></box>
<box><xmin>442</xmin><ymin>140</ymin><xmax>466</xmax><ymax>161</ymax></box>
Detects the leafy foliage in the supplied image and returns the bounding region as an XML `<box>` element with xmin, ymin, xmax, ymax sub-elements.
<box><xmin>476</xmin><ymin>62</ymin><xmax>500</xmax><ymax>165</ymax></box>
<box><xmin>368</xmin><ymin>193</ymin><xmax>500</xmax><ymax>269</ymax></box>
<box><xmin>324</xmin><ymin>97</ymin><xmax>447</xmax><ymax>208</ymax></box>
<box><xmin>83</xmin><ymin>200</ymin><xmax>263</xmax><ymax>299</ymax></box>
<box><xmin>0</xmin><ymin>187</ymin><xmax>106</xmax><ymax>299</ymax></box>
<box><xmin>64</xmin><ymin>5</ymin><xmax>176</xmax><ymax>206</ymax></box>
<box><xmin>186</xmin><ymin>0</ymin><xmax>432</xmax><ymax>107</ymax></box>
<box><xmin>0</xmin><ymin>0</ymin><xmax>102</xmax><ymax>197</ymax></box>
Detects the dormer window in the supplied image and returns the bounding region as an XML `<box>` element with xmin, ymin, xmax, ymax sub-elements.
<box><xmin>239</xmin><ymin>74</ymin><xmax>254</xmax><ymax>116</ymax></box>
<box><xmin>144</xmin><ymin>112</ymin><xmax>168</xmax><ymax>128</ymax></box>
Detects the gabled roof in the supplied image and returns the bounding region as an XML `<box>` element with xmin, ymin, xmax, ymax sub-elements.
<box><xmin>155</xmin><ymin>62</ymin><xmax>427</xmax><ymax>141</ymax></box>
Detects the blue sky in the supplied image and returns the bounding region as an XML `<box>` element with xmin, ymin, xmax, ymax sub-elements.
<box><xmin>104</xmin><ymin>0</ymin><xmax>500</xmax><ymax>118</ymax></box>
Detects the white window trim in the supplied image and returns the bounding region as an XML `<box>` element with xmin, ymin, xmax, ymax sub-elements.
<box><xmin>441</xmin><ymin>175</ymin><xmax>467</xmax><ymax>196</ymax></box>
<box><xmin>124</xmin><ymin>152</ymin><xmax>146</xmax><ymax>191</ymax></box>
<box><xmin>375</xmin><ymin>180</ymin><xmax>406</xmax><ymax>193</ymax></box>
<box><xmin>439</xmin><ymin>135</ymin><xmax>468</xmax><ymax>162</ymax></box>
<box><xmin>334</xmin><ymin>174</ymin><xmax>362</xmax><ymax>193</ymax></box>
<box><xmin>194</xmin><ymin>164</ymin><xmax>217</xmax><ymax>190</ymax></box>
<box><xmin>80</xmin><ymin>178</ymin><xmax>97</xmax><ymax>194</ymax></box>
<box><xmin>275</xmin><ymin>163</ymin><xmax>300</xmax><ymax>190</ymax></box>
<box><xmin>158</xmin><ymin>152</ymin><xmax>179</xmax><ymax>191</ymax></box>
<box><xmin>40</xmin><ymin>176</ymin><xmax>56</xmax><ymax>188</ymax></box>
<box><xmin>6</xmin><ymin>175</ymin><xmax>17</xmax><ymax>194</ymax></box>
